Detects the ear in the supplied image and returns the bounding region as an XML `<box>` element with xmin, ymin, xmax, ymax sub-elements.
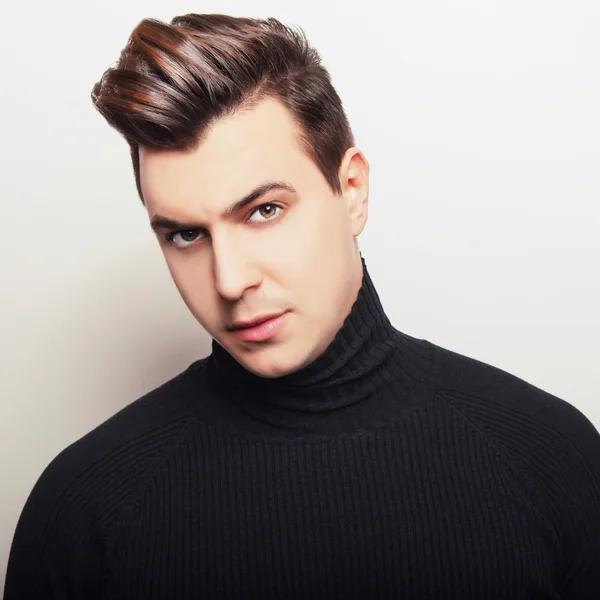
<box><xmin>338</xmin><ymin>147</ymin><xmax>370</xmax><ymax>237</ymax></box>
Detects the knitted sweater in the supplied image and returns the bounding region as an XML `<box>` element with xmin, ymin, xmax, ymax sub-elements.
<box><xmin>5</xmin><ymin>258</ymin><xmax>600</xmax><ymax>599</ymax></box>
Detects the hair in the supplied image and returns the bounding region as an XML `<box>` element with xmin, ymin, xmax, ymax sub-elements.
<box><xmin>90</xmin><ymin>13</ymin><xmax>355</xmax><ymax>204</ymax></box>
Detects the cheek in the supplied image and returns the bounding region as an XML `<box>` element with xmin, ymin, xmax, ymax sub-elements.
<box><xmin>275</xmin><ymin>197</ymin><xmax>348</xmax><ymax>253</ymax></box>
<box><xmin>299</xmin><ymin>200</ymin><xmax>353</xmax><ymax>262</ymax></box>
<box><xmin>241</xmin><ymin>208</ymin><xmax>318</xmax><ymax>274</ymax></box>
<box><xmin>165</xmin><ymin>256</ymin><xmax>218</xmax><ymax>325</ymax></box>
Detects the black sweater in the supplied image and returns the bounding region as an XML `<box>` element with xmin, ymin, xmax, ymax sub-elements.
<box><xmin>5</xmin><ymin>258</ymin><xmax>600</xmax><ymax>599</ymax></box>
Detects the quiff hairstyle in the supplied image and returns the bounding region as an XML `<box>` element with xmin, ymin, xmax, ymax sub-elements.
<box><xmin>91</xmin><ymin>13</ymin><xmax>355</xmax><ymax>203</ymax></box>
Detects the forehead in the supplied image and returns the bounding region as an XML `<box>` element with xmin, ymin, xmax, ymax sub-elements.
<box><xmin>139</xmin><ymin>97</ymin><xmax>311</xmax><ymax>211</ymax></box>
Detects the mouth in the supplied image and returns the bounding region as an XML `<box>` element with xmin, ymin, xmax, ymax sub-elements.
<box><xmin>230</xmin><ymin>312</ymin><xmax>289</xmax><ymax>343</ymax></box>
<box><xmin>229</xmin><ymin>312</ymin><xmax>286</xmax><ymax>331</ymax></box>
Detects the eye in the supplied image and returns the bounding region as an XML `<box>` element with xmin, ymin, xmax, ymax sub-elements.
<box><xmin>166</xmin><ymin>229</ymin><xmax>205</xmax><ymax>249</ymax></box>
<box><xmin>248</xmin><ymin>204</ymin><xmax>282</xmax><ymax>224</ymax></box>
<box><xmin>165</xmin><ymin>203</ymin><xmax>283</xmax><ymax>250</ymax></box>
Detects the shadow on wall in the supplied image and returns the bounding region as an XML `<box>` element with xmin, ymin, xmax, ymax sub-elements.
<box><xmin>59</xmin><ymin>244</ymin><xmax>213</xmax><ymax>422</ymax></box>
<box><xmin>0</xmin><ymin>246</ymin><xmax>213</xmax><ymax>590</ymax></box>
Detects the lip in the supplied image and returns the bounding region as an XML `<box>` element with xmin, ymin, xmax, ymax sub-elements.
<box><xmin>230</xmin><ymin>312</ymin><xmax>285</xmax><ymax>331</ymax></box>
<box><xmin>231</xmin><ymin>312</ymin><xmax>288</xmax><ymax>342</ymax></box>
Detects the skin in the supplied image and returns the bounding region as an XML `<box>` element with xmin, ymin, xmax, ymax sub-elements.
<box><xmin>139</xmin><ymin>97</ymin><xmax>370</xmax><ymax>379</ymax></box>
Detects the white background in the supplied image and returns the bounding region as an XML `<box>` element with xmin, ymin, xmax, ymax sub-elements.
<box><xmin>1</xmin><ymin>0</ymin><xmax>599</xmax><ymax>588</ymax></box>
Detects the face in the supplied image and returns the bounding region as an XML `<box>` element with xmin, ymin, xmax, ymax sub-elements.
<box><xmin>139</xmin><ymin>97</ymin><xmax>369</xmax><ymax>378</ymax></box>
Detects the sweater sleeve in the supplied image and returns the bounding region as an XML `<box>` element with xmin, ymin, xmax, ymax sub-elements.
<box><xmin>442</xmin><ymin>384</ymin><xmax>600</xmax><ymax>599</ymax></box>
<box><xmin>4</xmin><ymin>448</ymin><xmax>105</xmax><ymax>599</ymax></box>
<box><xmin>551</xmin><ymin>404</ymin><xmax>600</xmax><ymax>598</ymax></box>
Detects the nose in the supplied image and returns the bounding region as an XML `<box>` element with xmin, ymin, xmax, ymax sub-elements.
<box><xmin>212</xmin><ymin>233</ymin><xmax>261</xmax><ymax>301</ymax></box>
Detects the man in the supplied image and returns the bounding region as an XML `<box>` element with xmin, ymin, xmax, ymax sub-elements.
<box><xmin>5</xmin><ymin>13</ymin><xmax>600</xmax><ymax>599</ymax></box>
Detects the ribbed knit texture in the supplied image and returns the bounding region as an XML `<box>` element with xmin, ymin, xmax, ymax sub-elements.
<box><xmin>5</xmin><ymin>256</ymin><xmax>600</xmax><ymax>599</ymax></box>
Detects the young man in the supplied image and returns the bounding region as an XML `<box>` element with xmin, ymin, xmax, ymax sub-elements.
<box><xmin>5</xmin><ymin>13</ymin><xmax>600</xmax><ymax>599</ymax></box>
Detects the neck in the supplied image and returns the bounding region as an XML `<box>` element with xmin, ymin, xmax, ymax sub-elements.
<box><xmin>205</xmin><ymin>256</ymin><xmax>436</xmax><ymax>436</ymax></box>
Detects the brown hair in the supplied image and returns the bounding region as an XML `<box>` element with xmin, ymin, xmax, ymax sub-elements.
<box><xmin>90</xmin><ymin>13</ymin><xmax>355</xmax><ymax>203</ymax></box>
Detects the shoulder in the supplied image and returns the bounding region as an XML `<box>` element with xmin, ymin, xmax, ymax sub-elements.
<box><xmin>427</xmin><ymin>341</ymin><xmax>600</xmax><ymax>591</ymax></box>
<box><xmin>5</xmin><ymin>359</ymin><xmax>209</xmax><ymax>595</ymax></box>
<box><xmin>429</xmin><ymin>341</ymin><xmax>600</xmax><ymax>506</ymax></box>
<box><xmin>430</xmin><ymin>341</ymin><xmax>599</xmax><ymax>446</ymax></box>
<box><xmin>21</xmin><ymin>357</ymin><xmax>208</xmax><ymax>539</ymax></box>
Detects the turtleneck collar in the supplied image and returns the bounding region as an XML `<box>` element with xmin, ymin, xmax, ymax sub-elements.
<box><xmin>204</xmin><ymin>255</ymin><xmax>436</xmax><ymax>436</ymax></box>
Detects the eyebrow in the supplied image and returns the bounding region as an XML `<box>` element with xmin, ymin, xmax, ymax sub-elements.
<box><xmin>149</xmin><ymin>181</ymin><xmax>296</xmax><ymax>233</ymax></box>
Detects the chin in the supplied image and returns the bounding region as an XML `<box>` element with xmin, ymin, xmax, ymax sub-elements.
<box><xmin>244</xmin><ymin>359</ymin><xmax>295</xmax><ymax>379</ymax></box>
<box><xmin>239</xmin><ymin>347</ymin><xmax>304</xmax><ymax>379</ymax></box>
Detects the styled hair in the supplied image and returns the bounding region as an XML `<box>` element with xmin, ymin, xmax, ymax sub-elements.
<box><xmin>90</xmin><ymin>13</ymin><xmax>355</xmax><ymax>203</ymax></box>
